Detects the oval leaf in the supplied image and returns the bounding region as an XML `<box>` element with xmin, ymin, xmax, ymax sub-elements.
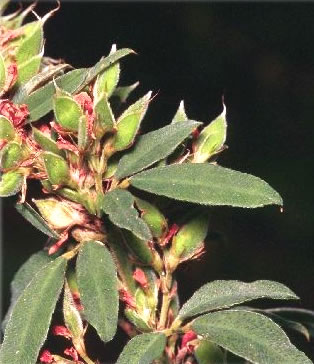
<box><xmin>0</xmin><ymin>170</ymin><xmax>24</xmax><ymax>197</ymax></box>
<box><xmin>43</xmin><ymin>151</ymin><xmax>70</xmax><ymax>185</ymax></box>
<box><xmin>15</xmin><ymin>201</ymin><xmax>59</xmax><ymax>238</ymax></box>
<box><xmin>116</xmin><ymin>332</ymin><xmax>166</xmax><ymax>364</ymax></box>
<box><xmin>0</xmin><ymin>257</ymin><xmax>67</xmax><ymax>364</ymax></box>
<box><xmin>178</xmin><ymin>280</ymin><xmax>298</xmax><ymax>320</ymax></box>
<box><xmin>76</xmin><ymin>241</ymin><xmax>118</xmax><ymax>343</ymax></box>
<box><xmin>101</xmin><ymin>189</ymin><xmax>152</xmax><ymax>241</ymax></box>
<box><xmin>2</xmin><ymin>251</ymin><xmax>53</xmax><ymax>331</ymax></box>
<box><xmin>0</xmin><ymin>116</ymin><xmax>15</xmax><ymax>141</ymax></box>
<box><xmin>192</xmin><ymin>310</ymin><xmax>312</xmax><ymax>364</ymax></box>
<box><xmin>131</xmin><ymin>163</ymin><xmax>283</xmax><ymax>208</ymax></box>
<box><xmin>53</xmin><ymin>94</ymin><xmax>82</xmax><ymax>132</ymax></box>
<box><xmin>0</xmin><ymin>142</ymin><xmax>23</xmax><ymax>169</ymax></box>
<box><xmin>115</xmin><ymin>120</ymin><xmax>201</xmax><ymax>179</ymax></box>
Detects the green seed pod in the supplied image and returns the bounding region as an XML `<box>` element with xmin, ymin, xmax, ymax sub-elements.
<box><xmin>94</xmin><ymin>92</ymin><xmax>115</xmax><ymax>136</ymax></box>
<box><xmin>53</xmin><ymin>94</ymin><xmax>83</xmax><ymax>131</ymax></box>
<box><xmin>0</xmin><ymin>116</ymin><xmax>15</xmax><ymax>141</ymax></box>
<box><xmin>0</xmin><ymin>170</ymin><xmax>24</xmax><ymax>197</ymax></box>
<box><xmin>32</xmin><ymin>127</ymin><xmax>64</xmax><ymax>156</ymax></box>
<box><xmin>123</xmin><ymin>230</ymin><xmax>163</xmax><ymax>272</ymax></box>
<box><xmin>0</xmin><ymin>142</ymin><xmax>23</xmax><ymax>169</ymax></box>
<box><xmin>193</xmin><ymin>105</ymin><xmax>227</xmax><ymax>163</ymax></box>
<box><xmin>124</xmin><ymin>308</ymin><xmax>151</xmax><ymax>332</ymax></box>
<box><xmin>195</xmin><ymin>340</ymin><xmax>224</xmax><ymax>364</ymax></box>
<box><xmin>135</xmin><ymin>198</ymin><xmax>168</xmax><ymax>238</ymax></box>
<box><xmin>43</xmin><ymin>151</ymin><xmax>70</xmax><ymax>185</ymax></box>
<box><xmin>112</xmin><ymin>91</ymin><xmax>152</xmax><ymax>151</ymax></box>
<box><xmin>169</xmin><ymin>214</ymin><xmax>209</xmax><ymax>270</ymax></box>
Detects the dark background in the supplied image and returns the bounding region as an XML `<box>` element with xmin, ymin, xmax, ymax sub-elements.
<box><xmin>2</xmin><ymin>1</ymin><xmax>314</xmax><ymax>361</ymax></box>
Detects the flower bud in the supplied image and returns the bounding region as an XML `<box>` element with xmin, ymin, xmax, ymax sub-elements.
<box><xmin>33</xmin><ymin>198</ymin><xmax>86</xmax><ymax>231</ymax></box>
<box><xmin>53</xmin><ymin>94</ymin><xmax>83</xmax><ymax>132</ymax></box>
<box><xmin>135</xmin><ymin>198</ymin><xmax>168</xmax><ymax>239</ymax></box>
<box><xmin>43</xmin><ymin>151</ymin><xmax>70</xmax><ymax>186</ymax></box>
<box><xmin>193</xmin><ymin>105</ymin><xmax>227</xmax><ymax>163</ymax></box>
<box><xmin>0</xmin><ymin>116</ymin><xmax>15</xmax><ymax>141</ymax></box>
<box><xmin>0</xmin><ymin>170</ymin><xmax>24</xmax><ymax>197</ymax></box>
<box><xmin>0</xmin><ymin>141</ymin><xmax>23</xmax><ymax>169</ymax></box>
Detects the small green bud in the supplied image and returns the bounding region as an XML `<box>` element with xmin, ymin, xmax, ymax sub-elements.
<box><xmin>0</xmin><ymin>170</ymin><xmax>24</xmax><ymax>197</ymax></box>
<box><xmin>53</xmin><ymin>94</ymin><xmax>83</xmax><ymax>131</ymax></box>
<box><xmin>168</xmin><ymin>214</ymin><xmax>209</xmax><ymax>271</ymax></box>
<box><xmin>195</xmin><ymin>340</ymin><xmax>224</xmax><ymax>364</ymax></box>
<box><xmin>171</xmin><ymin>100</ymin><xmax>188</xmax><ymax>124</ymax></box>
<box><xmin>123</xmin><ymin>230</ymin><xmax>163</xmax><ymax>272</ymax></box>
<box><xmin>43</xmin><ymin>151</ymin><xmax>70</xmax><ymax>185</ymax></box>
<box><xmin>32</xmin><ymin>127</ymin><xmax>64</xmax><ymax>156</ymax></box>
<box><xmin>0</xmin><ymin>142</ymin><xmax>23</xmax><ymax>169</ymax></box>
<box><xmin>135</xmin><ymin>198</ymin><xmax>168</xmax><ymax>238</ymax></box>
<box><xmin>193</xmin><ymin>105</ymin><xmax>227</xmax><ymax>163</ymax></box>
<box><xmin>33</xmin><ymin>197</ymin><xmax>86</xmax><ymax>231</ymax></box>
<box><xmin>0</xmin><ymin>116</ymin><xmax>15</xmax><ymax>141</ymax></box>
<box><xmin>112</xmin><ymin>91</ymin><xmax>152</xmax><ymax>151</ymax></box>
<box><xmin>94</xmin><ymin>44</ymin><xmax>120</xmax><ymax>99</ymax></box>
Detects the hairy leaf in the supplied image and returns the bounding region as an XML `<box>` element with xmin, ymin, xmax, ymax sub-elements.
<box><xmin>0</xmin><ymin>257</ymin><xmax>67</xmax><ymax>364</ymax></box>
<box><xmin>116</xmin><ymin>332</ymin><xmax>166</xmax><ymax>364</ymax></box>
<box><xmin>15</xmin><ymin>201</ymin><xmax>59</xmax><ymax>238</ymax></box>
<box><xmin>24</xmin><ymin>69</ymin><xmax>88</xmax><ymax>121</ymax></box>
<box><xmin>101</xmin><ymin>189</ymin><xmax>152</xmax><ymax>241</ymax></box>
<box><xmin>76</xmin><ymin>241</ymin><xmax>118</xmax><ymax>343</ymax></box>
<box><xmin>192</xmin><ymin>310</ymin><xmax>312</xmax><ymax>364</ymax></box>
<box><xmin>0</xmin><ymin>170</ymin><xmax>24</xmax><ymax>197</ymax></box>
<box><xmin>131</xmin><ymin>164</ymin><xmax>283</xmax><ymax>208</ymax></box>
<box><xmin>115</xmin><ymin>120</ymin><xmax>201</xmax><ymax>179</ymax></box>
<box><xmin>63</xmin><ymin>281</ymin><xmax>83</xmax><ymax>341</ymax></box>
<box><xmin>0</xmin><ymin>116</ymin><xmax>15</xmax><ymax>141</ymax></box>
<box><xmin>112</xmin><ymin>81</ymin><xmax>139</xmax><ymax>103</ymax></box>
<box><xmin>171</xmin><ymin>100</ymin><xmax>188</xmax><ymax>123</ymax></box>
<box><xmin>2</xmin><ymin>251</ymin><xmax>53</xmax><ymax>331</ymax></box>
<box><xmin>178</xmin><ymin>280</ymin><xmax>298</xmax><ymax>320</ymax></box>
<box><xmin>32</xmin><ymin>127</ymin><xmax>64</xmax><ymax>156</ymax></box>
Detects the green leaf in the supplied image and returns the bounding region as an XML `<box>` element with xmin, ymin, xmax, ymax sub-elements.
<box><xmin>24</xmin><ymin>68</ymin><xmax>88</xmax><ymax>121</ymax></box>
<box><xmin>2</xmin><ymin>251</ymin><xmax>53</xmax><ymax>331</ymax></box>
<box><xmin>17</xmin><ymin>52</ymin><xmax>42</xmax><ymax>86</ymax></box>
<box><xmin>0</xmin><ymin>170</ymin><xmax>24</xmax><ymax>197</ymax></box>
<box><xmin>113</xmin><ymin>91</ymin><xmax>152</xmax><ymax>151</ymax></box>
<box><xmin>178</xmin><ymin>280</ymin><xmax>298</xmax><ymax>321</ymax></box>
<box><xmin>115</xmin><ymin>120</ymin><xmax>201</xmax><ymax>179</ymax></box>
<box><xmin>116</xmin><ymin>332</ymin><xmax>166</xmax><ymax>364</ymax></box>
<box><xmin>76</xmin><ymin>241</ymin><xmax>118</xmax><ymax>343</ymax></box>
<box><xmin>0</xmin><ymin>116</ymin><xmax>15</xmax><ymax>141</ymax></box>
<box><xmin>13</xmin><ymin>63</ymin><xmax>69</xmax><ymax>104</ymax></box>
<box><xmin>16</xmin><ymin>21</ymin><xmax>43</xmax><ymax>65</ymax></box>
<box><xmin>193</xmin><ymin>106</ymin><xmax>227</xmax><ymax>163</ymax></box>
<box><xmin>101</xmin><ymin>189</ymin><xmax>152</xmax><ymax>241</ymax></box>
<box><xmin>15</xmin><ymin>201</ymin><xmax>59</xmax><ymax>238</ymax></box>
<box><xmin>43</xmin><ymin>151</ymin><xmax>70</xmax><ymax>185</ymax></box>
<box><xmin>94</xmin><ymin>44</ymin><xmax>120</xmax><ymax>98</ymax></box>
<box><xmin>131</xmin><ymin>163</ymin><xmax>283</xmax><ymax>208</ymax></box>
<box><xmin>0</xmin><ymin>52</ymin><xmax>6</xmax><ymax>91</ymax></box>
<box><xmin>0</xmin><ymin>257</ymin><xmax>67</xmax><ymax>364</ymax></box>
<box><xmin>63</xmin><ymin>281</ymin><xmax>83</xmax><ymax>340</ymax></box>
<box><xmin>76</xmin><ymin>47</ymin><xmax>134</xmax><ymax>94</ymax></box>
<box><xmin>192</xmin><ymin>310</ymin><xmax>312</xmax><ymax>364</ymax></box>
<box><xmin>171</xmin><ymin>100</ymin><xmax>188</xmax><ymax>123</ymax></box>
<box><xmin>112</xmin><ymin>81</ymin><xmax>139</xmax><ymax>103</ymax></box>
<box><xmin>53</xmin><ymin>94</ymin><xmax>83</xmax><ymax>132</ymax></box>
<box><xmin>195</xmin><ymin>340</ymin><xmax>224</xmax><ymax>364</ymax></box>
<box><xmin>32</xmin><ymin>127</ymin><xmax>64</xmax><ymax>156</ymax></box>
<box><xmin>0</xmin><ymin>142</ymin><xmax>23</xmax><ymax>169</ymax></box>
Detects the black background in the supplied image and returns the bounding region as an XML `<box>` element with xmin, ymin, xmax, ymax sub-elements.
<box><xmin>2</xmin><ymin>1</ymin><xmax>314</xmax><ymax>361</ymax></box>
